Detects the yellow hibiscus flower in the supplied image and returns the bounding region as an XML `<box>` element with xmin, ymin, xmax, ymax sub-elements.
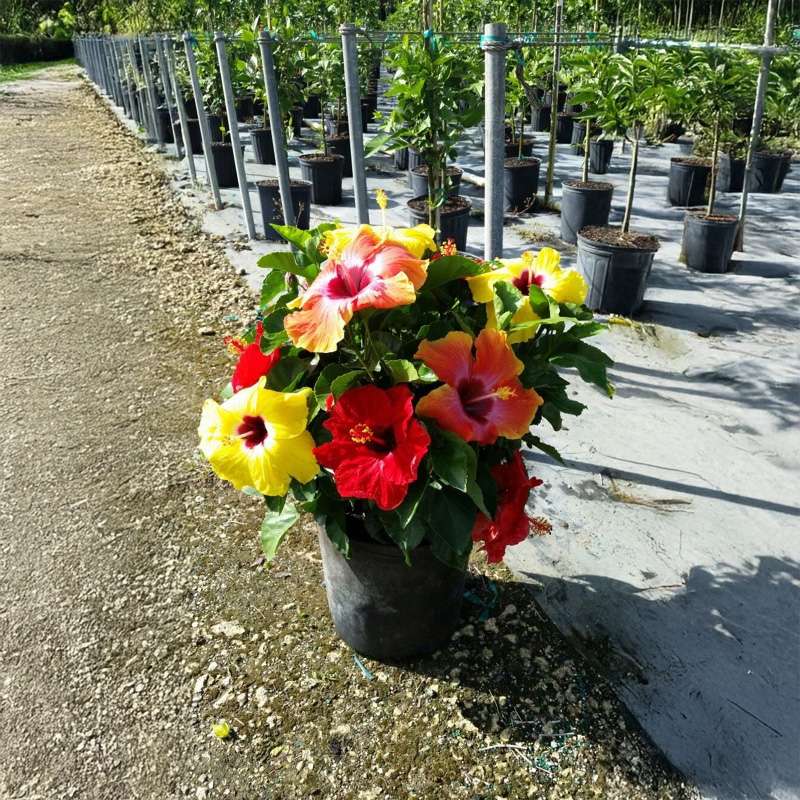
<box><xmin>198</xmin><ymin>378</ymin><xmax>318</xmax><ymax>496</ymax></box>
<box><xmin>322</xmin><ymin>223</ymin><xmax>437</xmax><ymax>260</ymax></box>
<box><xmin>466</xmin><ymin>248</ymin><xmax>588</xmax><ymax>343</ymax></box>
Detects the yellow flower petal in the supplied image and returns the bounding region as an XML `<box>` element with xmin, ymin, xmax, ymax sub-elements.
<box><xmin>549</xmin><ymin>268</ymin><xmax>588</xmax><ymax>305</ymax></box>
<box><xmin>255</xmin><ymin>386</ymin><xmax>313</xmax><ymax>439</ymax></box>
<box><xmin>266</xmin><ymin>432</ymin><xmax>320</xmax><ymax>485</ymax></box>
<box><xmin>466</xmin><ymin>265</ymin><xmax>512</xmax><ymax>303</ymax></box>
<box><xmin>212</xmin><ymin>720</ymin><xmax>231</xmax><ymax>739</ymax></box>
<box><xmin>388</xmin><ymin>224</ymin><xmax>437</xmax><ymax>258</ymax></box>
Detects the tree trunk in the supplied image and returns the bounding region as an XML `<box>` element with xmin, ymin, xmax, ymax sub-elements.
<box><xmin>582</xmin><ymin>118</ymin><xmax>591</xmax><ymax>183</ymax></box>
<box><xmin>707</xmin><ymin>115</ymin><xmax>720</xmax><ymax>216</ymax></box>
<box><xmin>621</xmin><ymin>123</ymin><xmax>641</xmax><ymax>233</ymax></box>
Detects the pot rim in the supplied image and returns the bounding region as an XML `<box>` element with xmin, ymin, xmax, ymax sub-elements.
<box><xmin>577</xmin><ymin>229</ymin><xmax>660</xmax><ymax>253</ymax></box>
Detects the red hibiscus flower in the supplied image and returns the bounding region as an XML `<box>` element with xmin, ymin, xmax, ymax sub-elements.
<box><xmin>471</xmin><ymin>451</ymin><xmax>546</xmax><ymax>563</ymax></box>
<box><xmin>224</xmin><ymin>321</ymin><xmax>281</xmax><ymax>392</ymax></box>
<box><xmin>313</xmin><ymin>384</ymin><xmax>431</xmax><ymax>511</ymax></box>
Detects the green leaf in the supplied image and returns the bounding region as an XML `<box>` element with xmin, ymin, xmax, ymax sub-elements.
<box><xmin>430</xmin><ymin>426</ymin><xmax>476</xmax><ymax>493</ymax></box>
<box><xmin>384</xmin><ymin>359</ymin><xmax>419</xmax><ymax>383</ymax></box>
<box><xmin>416</xmin><ymin>363</ymin><xmax>439</xmax><ymax>383</ymax></box>
<box><xmin>317</xmin><ymin>512</ymin><xmax>350</xmax><ymax>558</ymax></box>
<box><xmin>313</xmin><ymin>364</ymin><xmax>352</xmax><ymax>409</ymax></box>
<box><xmin>257</xmin><ymin>250</ymin><xmax>318</xmax><ymax>282</ymax></box>
<box><xmin>259</xmin><ymin>270</ymin><xmax>288</xmax><ymax>309</ymax></box>
<box><xmin>380</xmin><ymin>513</ymin><xmax>426</xmax><ymax>565</ymax></box>
<box><xmin>266</xmin><ymin>356</ymin><xmax>309</xmax><ymax>392</ymax></box>
<box><xmin>264</xmin><ymin>493</ymin><xmax>287</xmax><ymax>512</ymax></box>
<box><xmin>493</xmin><ymin>282</ymin><xmax>522</xmax><ymax>330</ymax></box>
<box><xmin>364</xmin><ymin>130</ymin><xmax>394</xmax><ymax>156</ymax></box>
<box><xmin>394</xmin><ymin>478</ymin><xmax>428</xmax><ymax>528</ymax></box>
<box><xmin>466</xmin><ymin>477</ymin><xmax>491</xmax><ymax>518</ymax></box>
<box><xmin>428</xmin><ymin>489</ymin><xmax>476</xmax><ymax>570</ymax></box>
<box><xmin>330</xmin><ymin>370</ymin><xmax>365</xmax><ymax>399</ymax></box>
<box><xmin>524</xmin><ymin>434</ymin><xmax>565</xmax><ymax>465</ymax></box>
<box><xmin>551</xmin><ymin>341</ymin><xmax>615</xmax><ymax>396</ymax></box>
<box><xmin>219</xmin><ymin>382</ymin><xmax>234</xmax><ymax>401</ymax></box>
<box><xmin>422</xmin><ymin>255</ymin><xmax>488</xmax><ymax>291</ymax></box>
<box><xmin>260</xmin><ymin>502</ymin><xmax>299</xmax><ymax>562</ymax></box>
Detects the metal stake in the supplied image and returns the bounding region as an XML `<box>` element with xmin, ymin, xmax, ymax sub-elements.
<box><xmin>183</xmin><ymin>33</ymin><xmax>222</xmax><ymax>209</ymax></box>
<box><xmin>482</xmin><ymin>22</ymin><xmax>507</xmax><ymax>260</ymax></box>
<box><xmin>340</xmin><ymin>23</ymin><xmax>370</xmax><ymax>224</ymax></box>
<box><xmin>214</xmin><ymin>32</ymin><xmax>257</xmax><ymax>240</ymax></box>
<box><xmin>140</xmin><ymin>36</ymin><xmax>163</xmax><ymax>146</ymax></box>
<box><xmin>164</xmin><ymin>37</ymin><xmax>195</xmax><ymax>182</ymax></box>
<box><xmin>154</xmin><ymin>35</ymin><xmax>182</xmax><ymax>158</ymax></box>
<box><xmin>257</xmin><ymin>31</ymin><xmax>295</xmax><ymax>230</ymax></box>
<box><xmin>544</xmin><ymin>0</ymin><xmax>563</xmax><ymax>206</ymax></box>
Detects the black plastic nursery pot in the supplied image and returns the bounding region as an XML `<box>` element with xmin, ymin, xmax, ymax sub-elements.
<box><xmin>299</xmin><ymin>153</ymin><xmax>344</xmax><ymax>205</ymax></box>
<box><xmin>318</xmin><ymin>526</ymin><xmax>465</xmax><ymax>661</ymax></box>
<box><xmin>556</xmin><ymin>113</ymin><xmax>574</xmax><ymax>144</ymax></box>
<box><xmin>364</xmin><ymin>91</ymin><xmax>379</xmax><ymax>120</ymax></box>
<box><xmin>534</xmin><ymin>105</ymin><xmax>551</xmax><ymax>133</ymax></box>
<box><xmin>682</xmin><ymin>212</ymin><xmax>738</xmax><ymax>274</ymax></box>
<box><xmin>560</xmin><ymin>180</ymin><xmax>614</xmax><ymax>245</ymax></box>
<box><xmin>409</xmin><ymin>165</ymin><xmax>463</xmax><ymax>199</ymax></box>
<box><xmin>156</xmin><ymin>107</ymin><xmax>174</xmax><ymax>144</ymax></box>
<box><xmin>210</xmin><ymin>142</ymin><xmax>243</xmax><ymax>189</ymax></box>
<box><xmin>667</xmin><ymin>157</ymin><xmax>712</xmax><ymax>207</ymax></box>
<box><xmin>303</xmin><ymin>95</ymin><xmax>321</xmax><ymax>118</ymax></box>
<box><xmin>360</xmin><ymin>99</ymin><xmax>371</xmax><ymax>132</ymax></box>
<box><xmin>504</xmin><ymin>138</ymin><xmax>535</xmax><ymax>158</ymax></box>
<box><xmin>256</xmin><ymin>179</ymin><xmax>312</xmax><ymax>240</ymax></box>
<box><xmin>576</xmin><ymin>226</ymin><xmax>660</xmax><ymax>316</ymax></box>
<box><xmin>290</xmin><ymin>106</ymin><xmax>304</xmax><ymax>137</ymax></box>
<box><xmin>544</xmin><ymin>87</ymin><xmax>567</xmax><ymax>112</ymax></box>
<box><xmin>749</xmin><ymin>151</ymin><xmax>785</xmax><ymax>193</ymax></box>
<box><xmin>408</xmin><ymin>195</ymin><xmax>472</xmax><ymax>252</ymax></box>
<box><xmin>717</xmin><ymin>153</ymin><xmax>746</xmax><ymax>192</ymax></box>
<box><xmin>589</xmin><ymin>139</ymin><xmax>614</xmax><ymax>174</ymax></box>
<box><xmin>776</xmin><ymin>152</ymin><xmax>792</xmax><ymax>191</ymax></box>
<box><xmin>571</xmin><ymin>121</ymin><xmax>599</xmax><ymax>154</ymax></box>
<box><xmin>250</xmin><ymin>127</ymin><xmax>275</xmax><ymax>165</ymax></box>
<box><xmin>325</xmin><ymin>135</ymin><xmax>352</xmax><ymax>178</ymax></box>
<box><xmin>407</xmin><ymin>147</ymin><xmax>425</xmax><ymax>172</ymax></box>
<box><xmin>235</xmin><ymin>95</ymin><xmax>254</xmax><ymax>121</ymax></box>
<box><xmin>504</xmin><ymin>157</ymin><xmax>540</xmax><ymax>212</ymax></box>
<box><xmin>179</xmin><ymin>115</ymin><xmax>223</xmax><ymax>153</ymax></box>
<box><xmin>394</xmin><ymin>147</ymin><xmax>409</xmax><ymax>171</ymax></box>
<box><xmin>326</xmin><ymin>117</ymin><xmax>350</xmax><ymax>137</ymax></box>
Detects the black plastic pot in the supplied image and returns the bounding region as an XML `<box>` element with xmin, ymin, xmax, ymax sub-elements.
<box><xmin>534</xmin><ymin>106</ymin><xmax>551</xmax><ymax>133</ymax></box>
<box><xmin>303</xmin><ymin>95</ymin><xmax>321</xmax><ymax>118</ymax></box>
<box><xmin>571</xmin><ymin>121</ymin><xmax>600</xmax><ymax>153</ymax></box>
<box><xmin>589</xmin><ymin>139</ymin><xmax>614</xmax><ymax>174</ymax></box>
<box><xmin>326</xmin><ymin>117</ymin><xmax>350</xmax><ymax>137</ymax></box>
<box><xmin>210</xmin><ymin>143</ymin><xmax>243</xmax><ymax>188</ymax></box>
<box><xmin>364</xmin><ymin>91</ymin><xmax>379</xmax><ymax>120</ymax></box>
<box><xmin>257</xmin><ymin>179</ymin><xmax>312</xmax><ymax>240</ymax></box>
<box><xmin>318</xmin><ymin>526</ymin><xmax>465</xmax><ymax>661</ymax></box>
<box><xmin>360</xmin><ymin>99</ymin><xmax>371</xmax><ymax>132</ymax></box>
<box><xmin>716</xmin><ymin>153</ymin><xmax>746</xmax><ymax>192</ymax></box>
<box><xmin>156</xmin><ymin>107</ymin><xmax>174</xmax><ymax>144</ymax></box>
<box><xmin>776</xmin><ymin>152</ymin><xmax>792</xmax><ymax>191</ymax></box>
<box><xmin>299</xmin><ymin>153</ymin><xmax>344</xmax><ymax>205</ymax></box>
<box><xmin>408</xmin><ymin>195</ymin><xmax>472</xmax><ymax>251</ymax></box>
<box><xmin>394</xmin><ymin>147</ymin><xmax>409</xmax><ymax>171</ymax></box>
<box><xmin>682</xmin><ymin>212</ymin><xmax>738</xmax><ymax>274</ymax></box>
<box><xmin>326</xmin><ymin>136</ymin><xmax>352</xmax><ymax>178</ymax></box>
<box><xmin>544</xmin><ymin>88</ymin><xmax>567</xmax><ymax>111</ymax></box>
<box><xmin>409</xmin><ymin>165</ymin><xmax>462</xmax><ymax>198</ymax></box>
<box><xmin>504</xmin><ymin>138</ymin><xmax>535</xmax><ymax>158</ymax></box>
<box><xmin>504</xmin><ymin>157</ymin><xmax>540</xmax><ymax>212</ymax></box>
<box><xmin>667</xmin><ymin>157</ymin><xmax>711</xmax><ymax>206</ymax></box>
<box><xmin>556</xmin><ymin>113</ymin><xmax>574</xmax><ymax>144</ymax></box>
<box><xmin>408</xmin><ymin>148</ymin><xmax>425</xmax><ymax>172</ymax></box>
<box><xmin>291</xmin><ymin>106</ymin><xmax>304</xmax><ymax>137</ymax></box>
<box><xmin>235</xmin><ymin>95</ymin><xmax>254</xmax><ymax>121</ymax></box>
<box><xmin>250</xmin><ymin>127</ymin><xmax>275</xmax><ymax>165</ymax></box>
<box><xmin>749</xmin><ymin>151</ymin><xmax>784</xmax><ymax>193</ymax></box>
<box><xmin>576</xmin><ymin>231</ymin><xmax>658</xmax><ymax>315</ymax></box>
<box><xmin>560</xmin><ymin>181</ymin><xmax>614</xmax><ymax>244</ymax></box>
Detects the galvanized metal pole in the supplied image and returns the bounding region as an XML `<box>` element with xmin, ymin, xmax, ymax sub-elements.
<box><xmin>165</xmin><ymin>36</ymin><xmax>196</xmax><ymax>183</ymax></box>
<box><xmin>735</xmin><ymin>0</ymin><xmax>778</xmax><ymax>251</ymax></box>
<box><xmin>482</xmin><ymin>23</ymin><xmax>507</xmax><ymax>260</ymax></box>
<box><xmin>257</xmin><ymin>31</ymin><xmax>295</xmax><ymax>230</ymax></box>
<box><xmin>183</xmin><ymin>33</ymin><xmax>222</xmax><ymax>209</ymax></box>
<box><xmin>340</xmin><ymin>23</ymin><xmax>370</xmax><ymax>224</ymax></box>
<box><xmin>125</xmin><ymin>38</ymin><xmax>146</xmax><ymax>129</ymax></box>
<box><xmin>115</xmin><ymin>39</ymin><xmax>133</xmax><ymax>118</ymax></box>
<box><xmin>154</xmin><ymin>35</ymin><xmax>182</xmax><ymax>158</ymax></box>
<box><xmin>214</xmin><ymin>32</ymin><xmax>257</xmax><ymax>240</ymax></box>
<box><xmin>139</xmin><ymin>36</ymin><xmax>163</xmax><ymax>146</ymax></box>
<box><xmin>544</xmin><ymin>0</ymin><xmax>563</xmax><ymax>206</ymax></box>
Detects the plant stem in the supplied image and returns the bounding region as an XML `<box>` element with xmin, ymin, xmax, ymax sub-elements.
<box><xmin>621</xmin><ymin>122</ymin><xmax>640</xmax><ymax>233</ymax></box>
<box><xmin>582</xmin><ymin>118</ymin><xmax>591</xmax><ymax>182</ymax></box>
<box><xmin>707</xmin><ymin>114</ymin><xmax>720</xmax><ymax>216</ymax></box>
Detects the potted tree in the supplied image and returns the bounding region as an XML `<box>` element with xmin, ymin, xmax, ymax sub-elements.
<box><xmin>559</xmin><ymin>48</ymin><xmax>616</xmax><ymax>244</ymax></box>
<box><xmin>369</xmin><ymin>33</ymin><xmax>482</xmax><ymax>249</ymax></box>
<box><xmin>200</xmin><ymin>217</ymin><xmax>612</xmax><ymax>661</ymax></box>
<box><xmin>681</xmin><ymin>53</ymin><xmax>742</xmax><ymax>273</ymax></box>
<box><xmin>576</xmin><ymin>51</ymin><xmax>678</xmax><ymax>315</ymax></box>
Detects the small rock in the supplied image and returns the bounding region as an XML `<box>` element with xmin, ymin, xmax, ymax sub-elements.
<box><xmin>254</xmin><ymin>687</ymin><xmax>269</xmax><ymax>708</ymax></box>
<box><xmin>211</xmin><ymin>621</ymin><xmax>245</xmax><ymax>638</ymax></box>
<box><xmin>198</xmin><ymin>326</ymin><xmax>215</xmax><ymax>336</ymax></box>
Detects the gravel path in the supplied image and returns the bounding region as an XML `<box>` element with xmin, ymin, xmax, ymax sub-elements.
<box><xmin>0</xmin><ymin>69</ymin><xmax>696</xmax><ymax>800</ymax></box>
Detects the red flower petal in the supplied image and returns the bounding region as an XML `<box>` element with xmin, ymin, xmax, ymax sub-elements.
<box><xmin>230</xmin><ymin>322</ymin><xmax>281</xmax><ymax>392</ymax></box>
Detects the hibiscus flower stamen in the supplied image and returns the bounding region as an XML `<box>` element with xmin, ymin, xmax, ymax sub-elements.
<box><xmin>349</xmin><ymin>423</ymin><xmax>374</xmax><ymax>444</ymax></box>
<box><xmin>236</xmin><ymin>415</ymin><xmax>269</xmax><ymax>449</ymax></box>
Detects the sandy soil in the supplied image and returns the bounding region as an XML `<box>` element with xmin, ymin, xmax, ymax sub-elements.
<box><xmin>0</xmin><ymin>68</ymin><xmax>696</xmax><ymax>800</ymax></box>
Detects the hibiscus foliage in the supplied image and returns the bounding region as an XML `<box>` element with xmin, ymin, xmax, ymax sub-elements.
<box><xmin>200</xmin><ymin>218</ymin><xmax>612</xmax><ymax>570</ymax></box>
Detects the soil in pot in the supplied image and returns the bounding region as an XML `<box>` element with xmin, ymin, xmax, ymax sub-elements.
<box><xmin>667</xmin><ymin>156</ymin><xmax>712</xmax><ymax>207</ymax></box>
<box><xmin>256</xmin><ymin>179</ymin><xmax>312</xmax><ymax>240</ymax></box>
<box><xmin>325</xmin><ymin>135</ymin><xmax>352</xmax><ymax>178</ymax></box>
<box><xmin>409</xmin><ymin>165</ymin><xmax>463</xmax><ymax>198</ymax></box>
<box><xmin>504</xmin><ymin>137</ymin><xmax>535</xmax><ymax>158</ymax></box>
<box><xmin>318</xmin><ymin>525</ymin><xmax>466</xmax><ymax>661</ymax></box>
<box><xmin>534</xmin><ymin>106</ymin><xmax>551</xmax><ymax>133</ymax></box>
<box><xmin>589</xmin><ymin>139</ymin><xmax>614</xmax><ymax>174</ymax></box>
<box><xmin>250</xmin><ymin>127</ymin><xmax>275</xmax><ymax>165</ymax></box>
<box><xmin>576</xmin><ymin>226</ymin><xmax>660</xmax><ymax>316</ymax></box>
<box><xmin>560</xmin><ymin>180</ymin><xmax>613</xmax><ymax>245</ymax></box>
<box><xmin>299</xmin><ymin>153</ymin><xmax>344</xmax><ymax>205</ymax></box>
<box><xmin>407</xmin><ymin>195</ymin><xmax>472</xmax><ymax>251</ymax></box>
<box><xmin>504</xmin><ymin>157</ymin><xmax>540</xmax><ymax>212</ymax></box>
<box><xmin>682</xmin><ymin>212</ymin><xmax>738</xmax><ymax>274</ymax></box>
<box><xmin>717</xmin><ymin>153</ymin><xmax>746</xmax><ymax>192</ymax></box>
<box><xmin>556</xmin><ymin>113</ymin><xmax>575</xmax><ymax>144</ymax></box>
<box><xmin>749</xmin><ymin>150</ymin><xmax>785</xmax><ymax>193</ymax></box>
<box><xmin>210</xmin><ymin>142</ymin><xmax>243</xmax><ymax>189</ymax></box>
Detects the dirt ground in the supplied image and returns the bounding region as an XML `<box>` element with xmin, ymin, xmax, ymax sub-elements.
<box><xmin>0</xmin><ymin>67</ymin><xmax>696</xmax><ymax>800</ymax></box>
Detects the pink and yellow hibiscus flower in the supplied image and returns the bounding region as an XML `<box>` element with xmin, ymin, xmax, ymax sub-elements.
<box><xmin>321</xmin><ymin>222</ymin><xmax>437</xmax><ymax>260</ymax></box>
<box><xmin>284</xmin><ymin>227</ymin><xmax>430</xmax><ymax>353</ymax></box>
<box><xmin>466</xmin><ymin>247</ymin><xmax>588</xmax><ymax>344</ymax></box>
<box><xmin>414</xmin><ymin>328</ymin><xmax>543</xmax><ymax>445</ymax></box>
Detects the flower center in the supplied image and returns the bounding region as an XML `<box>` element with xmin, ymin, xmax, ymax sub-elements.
<box><xmin>349</xmin><ymin>423</ymin><xmax>374</xmax><ymax>444</ymax></box>
<box><xmin>237</xmin><ymin>415</ymin><xmax>268</xmax><ymax>449</ymax></box>
<box><xmin>511</xmin><ymin>269</ymin><xmax>545</xmax><ymax>296</ymax></box>
<box><xmin>458</xmin><ymin>377</ymin><xmax>495</xmax><ymax>422</ymax></box>
<box><xmin>327</xmin><ymin>263</ymin><xmax>374</xmax><ymax>300</ymax></box>
<box><xmin>349</xmin><ymin>422</ymin><xmax>395</xmax><ymax>454</ymax></box>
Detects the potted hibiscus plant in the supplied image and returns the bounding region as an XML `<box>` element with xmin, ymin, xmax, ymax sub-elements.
<box><xmin>199</xmin><ymin>194</ymin><xmax>612</xmax><ymax>661</ymax></box>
